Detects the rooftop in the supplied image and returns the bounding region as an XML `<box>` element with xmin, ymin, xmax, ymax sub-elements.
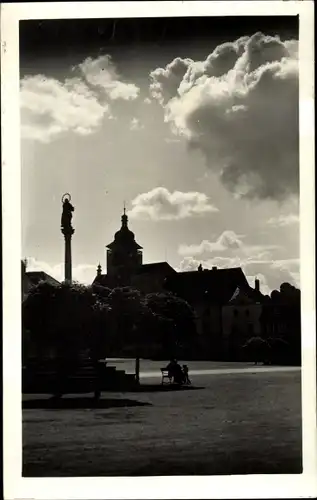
<box><xmin>135</xmin><ymin>262</ymin><xmax>176</xmax><ymax>275</ymax></box>
<box><xmin>26</xmin><ymin>271</ymin><xmax>61</xmax><ymax>287</ymax></box>
<box><xmin>165</xmin><ymin>267</ymin><xmax>250</xmax><ymax>304</ymax></box>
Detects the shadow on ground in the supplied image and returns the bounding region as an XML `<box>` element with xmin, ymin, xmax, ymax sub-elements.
<box><xmin>115</xmin><ymin>384</ymin><xmax>205</xmax><ymax>393</ymax></box>
<box><xmin>23</xmin><ymin>397</ymin><xmax>152</xmax><ymax>410</ymax></box>
<box><xmin>23</xmin><ymin>385</ymin><xmax>205</xmax><ymax>398</ymax></box>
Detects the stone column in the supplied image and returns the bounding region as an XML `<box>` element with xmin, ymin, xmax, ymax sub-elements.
<box><xmin>63</xmin><ymin>232</ymin><xmax>73</xmax><ymax>283</ymax></box>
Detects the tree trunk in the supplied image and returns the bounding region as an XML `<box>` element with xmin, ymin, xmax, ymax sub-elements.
<box><xmin>135</xmin><ymin>356</ymin><xmax>140</xmax><ymax>385</ymax></box>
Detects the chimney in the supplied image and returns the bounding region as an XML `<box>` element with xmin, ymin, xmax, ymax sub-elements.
<box><xmin>255</xmin><ymin>278</ymin><xmax>260</xmax><ymax>292</ymax></box>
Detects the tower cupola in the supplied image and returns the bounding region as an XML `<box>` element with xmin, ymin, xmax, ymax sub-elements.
<box><xmin>106</xmin><ymin>206</ymin><xmax>143</xmax><ymax>279</ymax></box>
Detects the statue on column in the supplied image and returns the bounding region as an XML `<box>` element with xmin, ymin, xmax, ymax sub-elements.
<box><xmin>61</xmin><ymin>194</ymin><xmax>74</xmax><ymax>233</ymax></box>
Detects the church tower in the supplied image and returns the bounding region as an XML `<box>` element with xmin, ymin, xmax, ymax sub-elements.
<box><xmin>106</xmin><ymin>207</ymin><xmax>143</xmax><ymax>283</ymax></box>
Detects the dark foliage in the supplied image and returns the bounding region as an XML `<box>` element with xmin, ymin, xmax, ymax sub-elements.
<box><xmin>145</xmin><ymin>291</ymin><xmax>196</xmax><ymax>358</ymax></box>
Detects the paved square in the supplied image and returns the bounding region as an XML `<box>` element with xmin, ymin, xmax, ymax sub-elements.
<box><xmin>23</xmin><ymin>362</ymin><xmax>302</xmax><ymax>476</ymax></box>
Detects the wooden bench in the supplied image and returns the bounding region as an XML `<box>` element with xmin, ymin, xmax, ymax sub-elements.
<box><xmin>160</xmin><ymin>368</ymin><xmax>172</xmax><ymax>385</ymax></box>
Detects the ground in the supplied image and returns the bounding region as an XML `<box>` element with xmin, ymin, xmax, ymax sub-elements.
<box><xmin>23</xmin><ymin>360</ymin><xmax>302</xmax><ymax>476</ymax></box>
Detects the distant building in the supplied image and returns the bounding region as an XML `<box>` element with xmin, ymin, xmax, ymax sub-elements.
<box><xmin>93</xmin><ymin>210</ymin><xmax>266</xmax><ymax>359</ymax></box>
<box><xmin>222</xmin><ymin>279</ymin><xmax>267</xmax><ymax>360</ymax></box>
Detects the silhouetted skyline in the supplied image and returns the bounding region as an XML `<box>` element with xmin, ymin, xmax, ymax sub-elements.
<box><xmin>20</xmin><ymin>15</ymin><xmax>299</xmax><ymax>293</ymax></box>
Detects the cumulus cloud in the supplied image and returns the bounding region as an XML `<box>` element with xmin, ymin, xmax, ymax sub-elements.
<box><xmin>267</xmin><ymin>213</ymin><xmax>299</xmax><ymax>227</ymax></box>
<box><xmin>21</xmin><ymin>76</ymin><xmax>108</xmax><ymax>142</ymax></box>
<box><xmin>178</xmin><ymin>231</ymin><xmax>278</xmax><ymax>257</ymax></box>
<box><xmin>25</xmin><ymin>257</ymin><xmax>97</xmax><ymax>285</ymax></box>
<box><xmin>179</xmin><ymin>230</ymin><xmax>243</xmax><ymax>255</ymax></box>
<box><xmin>243</xmin><ymin>257</ymin><xmax>300</xmax><ymax>292</ymax></box>
<box><xmin>21</xmin><ymin>56</ymin><xmax>140</xmax><ymax>142</ymax></box>
<box><xmin>150</xmin><ymin>32</ymin><xmax>299</xmax><ymax>200</ymax></box>
<box><xmin>150</xmin><ymin>57</ymin><xmax>193</xmax><ymax>104</ymax></box>
<box><xmin>77</xmin><ymin>56</ymin><xmax>139</xmax><ymax>100</ymax></box>
<box><xmin>128</xmin><ymin>187</ymin><xmax>218</xmax><ymax>221</ymax></box>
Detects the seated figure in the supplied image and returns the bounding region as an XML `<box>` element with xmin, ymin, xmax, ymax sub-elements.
<box><xmin>165</xmin><ymin>359</ymin><xmax>184</xmax><ymax>384</ymax></box>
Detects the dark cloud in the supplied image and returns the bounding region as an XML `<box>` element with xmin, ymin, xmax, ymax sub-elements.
<box><xmin>151</xmin><ymin>32</ymin><xmax>299</xmax><ymax>201</ymax></box>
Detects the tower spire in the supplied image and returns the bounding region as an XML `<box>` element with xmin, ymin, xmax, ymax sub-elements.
<box><xmin>121</xmin><ymin>201</ymin><xmax>128</xmax><ymax>227</ymax></box>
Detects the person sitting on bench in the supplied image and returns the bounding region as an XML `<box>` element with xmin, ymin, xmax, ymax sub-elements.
<box><xmin>166</xmin><ymin>359</ymin><xmax>184</xmax><ymax>384</ymax></box>
<box><xmin>165</xmin><ymin>359</ymin><xmax>177</xmax><ymax>381</ymax></box>
<box><xmin>182</xmin><ymin>364</ymin><xmax>191</xmax><ymax>385</ymax></box>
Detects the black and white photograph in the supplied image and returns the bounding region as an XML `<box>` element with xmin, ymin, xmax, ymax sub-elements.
<box><xmin>2</xmin><ymin>1</ymin><xmax>316</xmax><ymax>498</ymax></box>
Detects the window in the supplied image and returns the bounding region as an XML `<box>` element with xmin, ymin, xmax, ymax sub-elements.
<box><xmin>245</xmin><ymin>309</ymin><xmax>250</xmax><ymax>317</ymax></box>
<box><xmin>234</xmin><ymin>309</ymin><xmax>239</xmax><ymax>317</ymax></box>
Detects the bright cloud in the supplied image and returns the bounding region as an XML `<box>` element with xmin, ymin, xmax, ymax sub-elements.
<box><xmin>267</xmin><ymin>214</ymin><xmax>299</xmax><ymax>227</ymax></box>
<box><xmin>150</xmin><ymin>32</ymin><xmax>299</xmax><ymax>201</ymax></box>
<box><xmin>21</xmin><ymin>76</ymin><xmax>108</xmax><ymax>142</ymax></box>
<box><xmin>128</xmin><ymin>187</ymin><xmax>218</xmax><ymax>221</ymax></box>
<box><xmin>21</xmin><ymin>55</ymin><xmax>140</xmax><ymax>142</ymax></box>
<box><xmin>243</xmin><ymin>257</ymin><xmax>300</xmax><ymax>292</ymax></box>
<box><xmin>178</xmin><ymin>231</ymin><xmax>278</xmax><ymax>257</ymax></box>
<box><xmin>77</xmin><ymin>56</ymin><xmax>140</xmax><ymax>100</ymax></box>
<box><xmin>179</xmin><ymin>230</ymin><xmax>243</xmax><ymax>255</ymax></box>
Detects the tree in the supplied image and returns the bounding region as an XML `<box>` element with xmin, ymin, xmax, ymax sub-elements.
<box><xmin>23</xmin><ymin>280</ymin><xmax>60</xmax><ymax>360</ymax></box>
<box><xmin>145</xmin><ymin>292</ymin><xmax>196</xmax><ymax>359</ymax></box>
<box><xmin>90</xmin><ymin>299</ymin><xmax>111</xmax><ymax>361</ymax></box>
<box><xmin>106</xmin><ymin>287</ymin><xmax>154</xmax><ymax>383</ymax></box>
<box><xmin>91</xmin><ymin>283</ymin><xmax>112</xmax><ymax>301</ymax></box>
<box><xmin>23</xmin><ymin>280</ymin><xmax>115</xmax><ymax>397</ymax></box>
<box><xmin>270</xmin><ymin>282</ymin><xmax>301</xmax><ymax>365</ymax></box>
<box><xmin>23</xmin><ymin>281</ymin><xmax>101</xmax><ymax>394</ymax></box>
<box><xmin>243</xmin><ymin>336</ymin><xmax>270</xmax><ymax>365</ymax></box>
<box><xmin>267</xmin><ymin>337</ymin><xmax>290</xmax><ymax>365</ymax></box>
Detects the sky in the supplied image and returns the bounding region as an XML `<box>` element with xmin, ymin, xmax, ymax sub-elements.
<box><xmin>20</xmin><ymin>16</ymin><xmax>300</xmax><ymax>295</ymax></box>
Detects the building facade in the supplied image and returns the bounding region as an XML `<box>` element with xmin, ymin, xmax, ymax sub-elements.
<box><xmin>222</xmin><ymin>283</ymin><xmax>264</xmax><ymax>360</ymax></box>
<box><xmin>93</xmin><ymin>211</ymin><xmax>265</xmax><ymax>359</ymax></box>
